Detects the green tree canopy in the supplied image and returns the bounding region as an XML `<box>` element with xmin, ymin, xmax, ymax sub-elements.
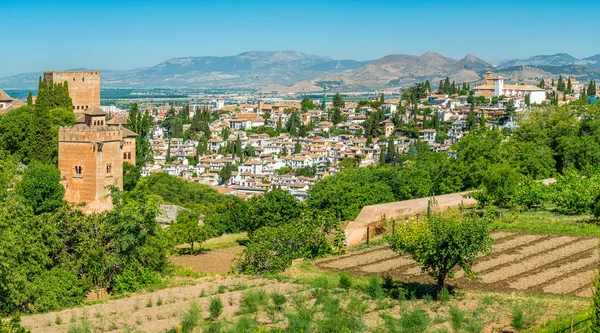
<box><xmin>15</xmin><ymin>163</ymin><xmax>65</xmax><ymax>214</ymax></box>
<box><xmin>387</xmin><ymin>209</ymin><xmax>493</xmax><ymax>296</ymax></box>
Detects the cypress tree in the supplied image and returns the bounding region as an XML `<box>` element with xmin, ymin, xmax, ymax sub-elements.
<box><xmin>386</xmin><ymin>137</ymin><xmax>395</xmax><ymax>163</ymax></box>
<box><xmin>166</xmin><ymin>139</ymin><xmax>171</xmax><ymax>163</ymax></box>
<box><xmin>28</xmin><ymin>77</ymin><xmax>55</xmax><ymax>164</ymax></box>
<box><xmin>557</xmin><ymin>75</ymin><xmax>565</xmax><ymax>92</ymax></box>
<box><xmin>438</xmin><ymin>80</ymin><xmax>445</xmax><ymax>94</ymax></box>
<box><xmin>588</xmin><ymin>80</ymin><xmax>597</xmax><ymax>97</ymax></box>
<box><xmin>294</xmin><ymin>139</ymin><xmax>302</xmax><ymax>154</ymax></box>
<box><xmin>27</xmin><ymin>92</ymin><xmax>33</xmax><ymax>106</ymax></box>
<box><xmin>539</xmin><ymin>78</ymin><xmax>545</xmax><ymax>89</ymax></box>
<box><xmin>444</xmin><ymin>77</ymin><xmax>451</xmax><ymax>94</ymax></box>
<box><xmin>567</xmin><ymin>77</ymin><xmax>572</xmax><ymax>94</ymax></box>
<box><xmin>466</xmin><ymin>103</ymin><xmax>477</xmax><ymax>131</ymax></box>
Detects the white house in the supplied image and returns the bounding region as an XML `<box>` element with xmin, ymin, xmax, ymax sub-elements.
<box><xmin>419</xmin><ymin>129</ymin><xmax>437</xmax><ymax>145</ymax></box>
<box><xmin>474</xmin><ymin>71</ymin><xmax>546</xmax><ymax>105</ymax></box>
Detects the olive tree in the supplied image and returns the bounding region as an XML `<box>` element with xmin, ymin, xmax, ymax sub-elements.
<box><xmin>387</xmin><ymin>209</ymin><xmax>493</xmax><ymax>297</ymax></box>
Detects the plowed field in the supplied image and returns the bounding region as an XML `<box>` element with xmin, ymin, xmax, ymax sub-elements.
<box><xmin>317</xmin><ymin>232</ymin><xmax>599</xmax><ymax>297</ymax></box>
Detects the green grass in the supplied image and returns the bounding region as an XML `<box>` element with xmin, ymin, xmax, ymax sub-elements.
<box><xmin>199</xmin><ymin>233</ymin><xmax>248</xmax><ymax>251</ymax></box>
<box><xmin>492</xmin><ymin>208</ymin><xmax>600</xmax><ymax>237</ymax></box>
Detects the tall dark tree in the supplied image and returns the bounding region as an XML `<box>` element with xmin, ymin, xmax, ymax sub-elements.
<box><xmin>443</xmin><ymin>77</ymin><xmax>451</xmax><ymax>94</ymax></box>
<box><xmin>219</xmin><ymin>163</ymin><xmax>232</xmax><ymax>185</ymax></box>
<box><xmin>588</xmin><ymin>80</ymin><xmax>597</xmax><ymax>97</ymax></box>
<box><xmin>438</xmin><ymin>80</ymin><xmax>445</xmax><ymax>94</ymax></box>
<box><xmin>466</xmin><ymin>103</ymin><xmax>477</xmax><ymax>131</ymax></box>
<box><xmin>505</xmin><ymin>100</ymin><xmax>516</xmax><ymax>120</ymax></box>
<box><xmin>331</xmin><ymin>107</ymin><xmax>343</xmax><ymax>125</ymax></box>
<box><xmin>538</xmin><ymin>78</ymin><xmax>546</xmax><ymax>89</ymax></box>
<box><xmin>332</xmin><ymin>93</ymin><xmax>345</xmax><ymax>108</ymax></box>
<box><xmin>26</xmin><ymin>92</ymin><xmax>33</xmax><ymax>106</ymax></box>
<box><xmin>557</xmin><ymin>75</ymin><xmax>565</xmax><ymax>92</ymax></box>
<box><xmin>386</xmin><ymin>136</ymin><xmax>396</xmax><ymax>164</ymax></box>
<box><xmin>28</xmin><ymin>78</ymin><xmax>56</xmax><ymax>164</ymax></box>
<box><xmin>127</xmin><ymin>103</ymin><xmax>153</xmax><ymax>167</ymax></box>
<box><xmin>166</xmin><ymin>138</ymin><xmax>172</xmax><ymax>163</ymax></box>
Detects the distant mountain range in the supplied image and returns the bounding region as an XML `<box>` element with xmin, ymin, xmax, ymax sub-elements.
<box><xmin>2</xmin><ymin>51</ymin><xmax>600</xmax><ymax>92</ymax></box>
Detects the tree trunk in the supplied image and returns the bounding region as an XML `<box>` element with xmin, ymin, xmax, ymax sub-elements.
<box><xmin>436</xmin><ymin>275</ymin><xmax>445</xmax><ymax>300</ymax></box>
<box><xmin>191</xmin><ymin>241</ymin><xmax>194</xmax><ymax>255</ymax></box>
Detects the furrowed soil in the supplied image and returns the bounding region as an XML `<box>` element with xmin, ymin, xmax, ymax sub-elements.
<box><xmin>316</xmin><ymin>231</ymin><xmax>599</xmax><ymax>297</ymax></box>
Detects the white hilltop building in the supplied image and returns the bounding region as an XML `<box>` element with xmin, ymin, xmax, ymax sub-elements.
<box><xmin>474</xmin><ymin>71</ymin><xmax>546</xmax><ymax>105</ymax></box>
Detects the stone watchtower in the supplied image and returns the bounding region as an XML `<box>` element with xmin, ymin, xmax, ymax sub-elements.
<box><xmin>58</xmin><ymin>108</ymin><xmax>135</xmax><ymax>212</ymax></box>
<box><xmin>44</xmin><ymin>70</ymin><xmax>100</xmax><ymax>112</ymax></box>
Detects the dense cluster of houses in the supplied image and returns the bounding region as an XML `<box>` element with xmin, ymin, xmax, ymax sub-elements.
<box><xmin>132</xmin><ymin>72</ymin><xmax>597</xmax><ymax>199</ymax></box>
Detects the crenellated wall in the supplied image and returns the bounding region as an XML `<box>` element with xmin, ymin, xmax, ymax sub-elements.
<box><xmin>45</xmin><ymin>71</ymin><xmax>100</xmax><ymax>112</ymax></box>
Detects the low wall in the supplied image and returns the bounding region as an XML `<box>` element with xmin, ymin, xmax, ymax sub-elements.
<box><xmin>344</xmin><ymin>191</ymin><xmax>477</xmax><ymax>246</ymax></box>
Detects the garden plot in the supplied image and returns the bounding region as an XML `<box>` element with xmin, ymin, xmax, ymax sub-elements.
<box><xmin>21</xmin><ymin>277</ymin><xmax>302</xmax><ymax>333</ymax></box>
<box><xmin>318</xmin><ymin>231</ymin><xmax>599</xmax><ymax>297</ymax></box>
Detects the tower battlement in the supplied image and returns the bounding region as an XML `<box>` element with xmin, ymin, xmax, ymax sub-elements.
<box><xmin>59</xmin><ymin>125</ymin><xmax>124</xmax><ymax>143</ymax></box>
<box><xmin>44</xmin><ymin>70</ymin><xmax>100</xmax><ymax>112</ymax></box>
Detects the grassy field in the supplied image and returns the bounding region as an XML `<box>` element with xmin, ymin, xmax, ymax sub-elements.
<box><xmin>200</xmin><ymin>233</ymin><xmax>248</xmax><ymax>251</ymax></box>
<box><xmin>492</xmin><ymin>208</ymin><xmax>600</xmax><ymax>237</ymax></box>
<box><xmin>23</xmin><ymin>259</ymin><xmax>591</xmax><ymax>333</ymax></box>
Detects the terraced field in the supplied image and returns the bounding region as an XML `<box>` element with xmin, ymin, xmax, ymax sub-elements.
<box><xmin>21</xmin><ymin>277</ymin><xmax>302</xmax><ymax>333</ymax></box>
<box><xmin>317</xmin><ymin>231</ymin><xmax>599</xmax><ymax>297</ymax></box>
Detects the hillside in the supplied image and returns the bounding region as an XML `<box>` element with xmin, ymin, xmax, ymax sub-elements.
<box><xmin>496</xmin><ymin>53</ymin><xmax>579</xmax><ymax>69</ymax></box>
<box><xmin>317</xmin><ymin>51</ymin><xmax>494</xmax><ymax>90</ymax></box>
<box><xmin>2</xmin><ymin>51</ymin><xmax>600</xmax><ymax>91</ymax></box>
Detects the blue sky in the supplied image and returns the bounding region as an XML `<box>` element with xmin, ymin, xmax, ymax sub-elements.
<box><xmin>2</xmin><ymin>0</ymin><xmax>599</xmax><ymax>77</ymax></box>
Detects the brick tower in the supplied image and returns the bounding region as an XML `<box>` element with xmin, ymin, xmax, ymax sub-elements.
<box><xmin>58</xmin><ymin>108</ymin><xmax>135</xmax><ymax>212</ymax></box>
<box><xmin>44</xmin><ymin>70</ymin><xmax>100</xmax><ymax>112</ymax></box>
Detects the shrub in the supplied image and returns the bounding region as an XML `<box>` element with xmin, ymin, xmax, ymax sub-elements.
<box><xmin>232</xmin><ymin>315</ymin><xmax>257</xmax><ymax>333</ymax></box>
<box><xmin>449</xmin><ymin>305</ymin><xmax>466</xmax><ymax>331</ymax></box>
<box><xmin>551</xmin><ymin>170</ymin><xmax>600</xmax><ymax>215</ymax></box>
<box><xmin>286</xmin><ymin>306</ymin><xmax>314</xmax><ymax>333</ymax></box>
<box><xmin>238</xmin><ymin>289</ymin><xmax>268</xmax><ymax>314</ymax></box>
<box><xmin>317</xmin><ymin>298</ymin><xmax>366</xmax><ymax>332</ymax></box>
<box><xmin>180</xmin><ymin>302</ymin><xmax>202</xmax><ymax>333</ymax></box>
<box><xmin>0</xmin><ymin>317</ymin><xmax>31</xmax><ymax>333</ymax></box>
<box><xmin>338</xmin><ymin>273</ymin><xmax>352</xmax><ymax>290</ymax></box>
<box><xmin>399</xmin><ymin>307</ymin><xmax>431</xmax><ymax>333</ymax></box>
<box><xmin>208</xmin><ymin>297</ymin><xmax>223</xmax><ymax>320</ymax></box>
<box><xmin>270</xmin><ymin>292</ymin><xmax>287</xmax><ymax>312</ymax></box>
<box><xmin>235</xmin><ymin>211</ymin><xmax>338</xmax><ymax>274</ymax></box>
<box><xmin>380</xmin><ymin>307</ymin><xmax>430</xmax><ymax>333</ymax></box>
<box><xmin>511</xmin><ymin>306</ymin><xmax>525</xmax><ymax>331</ymax></box>
<box><xmin>366</xmin><ymin>276</ymin><xmax>385</xmax><ymax>300</ymax></box>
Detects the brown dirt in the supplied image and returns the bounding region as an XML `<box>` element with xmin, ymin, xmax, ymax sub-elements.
<box><xmin>480</xmin><ymin>238</ymin><xmax>598</xmax><ymax>283</ymax></box>
<box><xmin>317</xmin><ymin>232</ymin><xmax>600</xmax><ymax>297</ymax></box>
<box><xmin>453</xmin><ymin>235</ymin><xmax>575</xmax><ymax>279</ymax></box>
<box><xmin>321</xmin><ymin>248</ymin><xmax>398</xmax><ymax>269</ymax></box>
<box><xmin>359</xmin><ymin>256</ymin><xmax>416</xmax><ymax>273</ymax></box>
<box><xmin>492</xmin><ymin>234</ymin><xmax>546</xmax><ymax>252</ymax></box>
<box><xmin>169</xmin><ymin>246</ymin><xmax>244</xmax><ymax>274</ymax></box>
<box><xmin>509</xmin><ymin>252</ymin><xmax>599</xmax><ymax>290</ymax></box>
<box><xmin>21</xmin><ymin>277</ymin><xmax>302</xmax><ymax>333</ymax></box>
<box><xmin>544</xmin><ymin>270</ymin><xmax>596</xmax><ymax>295</ymax></box>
